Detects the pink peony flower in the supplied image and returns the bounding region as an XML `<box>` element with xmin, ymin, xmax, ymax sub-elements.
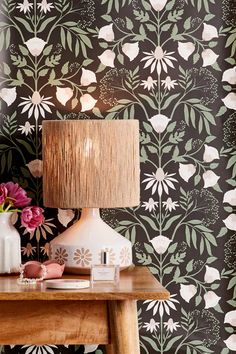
<box><xmin>21</xmin><ymin>206</ymin><xmax>44</xmax><ymax>232</ymax></box>
<box><xmin>0</xmin><ymin>184</ymin><xmax>8</xmax><ymax>205</ymax></box>
<box><xmin>5</xmin><ymin>182</ymin><xmax>31</xmax><ymax>207</ymax></box>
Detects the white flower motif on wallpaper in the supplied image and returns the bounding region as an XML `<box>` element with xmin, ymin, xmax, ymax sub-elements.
<box><xmin>149</xmin><ymin>114</ymin><xmax>171</xmax><ymax>133</ymax></box>
<box><xmin>143</xmin><ymin>318</ymin><xmax>159</xmax><ymax>333</ymax></box>
<box><xmin>142</xmin><ymin>197</ymin><xmax>158</xmax><ymax>212</ymax></box>
<box><xmin>202</xmin><ymin>23</ymin><xmax>219</xmax><ymax>41</ymax></box>
<box><xmin>224</xmin><ymin>335</ymin><xmax>236</xmax><ymax>351</ymax></box>
<box><xmin>19</xmin><ymin>92</ymin><xmax>54</xmax><ymax>120</ymax></box>
<box><xmin>144</xmin><ymin>294</ymin><xmax>179</xmax><ymax>317</ymax></box>
<box><xmin>141</xmin><ymin>46</ymin><xmax>177</xmax><ymax>75</ymax></box>
<box><xmin>37</xmin><ymin>0</ymin><xmax>54</xmax><ymax>14</ymax></box>
<box><xmin>178</xmin><ymin>42</ymin><xmax>195</xmax><ymax>61</ymax></box>
<box><xmin>24</xmin><ymin>37</ymin><xmax>47</xmax><ymax>57</ymax></box>
<box><xmin>80</xmin><ymin>68</ymin><xmax>97</xmax><ymax>86</ymax></box>
<box><xmin>204</xmin><ymin>266</ymin><xmax>220</xmax><ymax>283</ymax></box>
<box><xmin>98</xmin><ymin>49</ymin><xmax>115</xmax><ymax>67</ymax></box>
<box><xmin>204</xmin><ymin>291</ymin><xmax>221</xmax><ymax>309</ymax></box>
<box><xmin>21</xmin><ymin>345</ymin><xmax>58</xmax><ymax>354</ymax></box>
<box><xmin>202</xmin><ymin>170</ymin><xmax>220</xmax><ymax>188</ymax></box>
<box><xmin>202</xmin><ymin>49</ymin><xmax>219</xmax><ymax>67</ymax></box>
<box><xmin>58</xmin><ymin>209</ymin><xmax>75</xmax><ymax>227</ymax></box>
<box><xmin>223</xmin><ymin>214</ymin><xmax>236</xmax><ymax>231</ymax></box>
<box><xmin>141</xmin><ymin>76</ymin><xmax>157</xmax><ymax>91</ymax></box>
<box><xmin>161</xmin><ymin>76</ymin><xmax>178</xmax><ymax>90</ymax></box>
<box><xmin>222</xmin><ymin>67</ymin><xmax>236</xmax><ymax>84</ymax></box>
<box><xmin>180</xmin><ymin>284</ymin><xmax>197</xmax><ymax>302</ymax></box>
<box><xmin>98</xmin><ymin>23</ymin><xmax>114</xmax><ymax>42</ymax></box>
<box><xmin>56</xmin><ymin>87</ymin><xmax>73</xmax><ymax>106</ymax></box>
<box><xmin>122</xmin><ymin>42</ymin><xmax>139</xmax><ymax>61</ymax></box>
<box><xmin>150</xmin><ymin>235</ymin><xmax>172</xmax><ymax>254</ymax></box>
<box><xmin>16</xmin><ymin>0</ymin><xmax>33</xmax><ymax>13</ymax></box>
<box><xmin>224</xmin><ymin>310</ymin><xmax>236</xmax><ymax>326</ymax></box>
<box><xmin>203</xmin><ymin>144</ymin><xmax>219</xmax><ymax>163</ymax></box>
<box><xmin>223</xmin><ymin>188</ymin><xmax>236</xmax><ymax>205</ymax></box>
<box><xmin>0</xmin><ymin>87</ymin><xmax>16</xmax><ymax>106</ymax></box>
<box><xmin>162</xmin><ymin>198</ymin><xmax>179</xmax><ymax>212</ymax></box>
<box><xmin>18</xmin><ymin>121</ymin><xmax>35</xmax><ymax>136</ymax></box>
<box><xmin>222</xmin><ymin>92</ymin><xmax>236</xmax><ymax>110</ymax></box>
<box><xmin>149</xmin><ymin>0</ymin><xmax>167</xmax><ymax>12</ymax></box>
<box><xmin>143</xmin><ymin>168</ymin><xmax>178</xmax><ymax>196</ymax></box>
<box><xmin>164</xmin><ymin>318</ymin><xmax>180</xmax><ymax>333</ymax></box>
<box><xmin>178</xmin><ymin>163</ymin><xmax>196</xmax><ymax>182</ymax></box>
<box><xmin>26</xmin><ymin>159</ymin><xmax>43</xmax><ymax>178</ymax></box>
<box><xmin>80</xmin><ymin>93</ymin><xmax>97</xmax><ymax>112</ymax></box>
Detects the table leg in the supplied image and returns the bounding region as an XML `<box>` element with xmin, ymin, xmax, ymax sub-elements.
<box><xmin>105</xmin><ymin>344</ymin><xmax>115</xmax><ymax>354</ymax></box>
<box><xmin>108</xmin><ymin>300</ymin><xmax>140</xmax><ymax>354</ymax></box>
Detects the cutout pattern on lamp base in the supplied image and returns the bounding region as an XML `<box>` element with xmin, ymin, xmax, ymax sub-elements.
<box><xmin>49</xmin><ymin>208</ymin><xmax>132</xmax><ymax>274</ymax></box>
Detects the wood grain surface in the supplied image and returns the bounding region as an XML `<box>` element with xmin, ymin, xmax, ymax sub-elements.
<box><xmin>108</xmin><ymin>300</ymin><xmax>140</xmax><ymax>354</ymax></box>
<box><xmin>0</xmin><ymin>300</ymin><xmax>108</xmax><ymax>344</ymax></box>
<box><xmin>0</xmin><ymin>267</ymin><xmax>170</xmax><ymax>301</ymax></box>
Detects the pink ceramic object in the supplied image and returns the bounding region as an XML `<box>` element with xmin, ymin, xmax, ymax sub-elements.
<box><xmin>21</xmin><ymin>260</ymin><xmax>65</xmax><ymax>280</ymax></box>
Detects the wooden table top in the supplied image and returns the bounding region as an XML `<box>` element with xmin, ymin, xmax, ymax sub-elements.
<box><xmin>0</xmin><ymin>266</ymin><xmax>169</xmax><ymax>301</ymax></box>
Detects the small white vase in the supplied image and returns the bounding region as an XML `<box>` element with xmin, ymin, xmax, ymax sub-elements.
<box><xmin>0</xmin><ymin>212</ymin><xmax>21</xmax><ymax>274</ymax></box>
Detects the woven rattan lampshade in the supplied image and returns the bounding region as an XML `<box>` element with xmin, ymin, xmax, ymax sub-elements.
<box><xmin>43</xmin><ymin>120</ymin><xmax>140</xmax><ymax>208</ymax></box>
<box><xmin>42</xmin><ymin>119</ymin><xmax>140</xmax><ymax>274</ymax></box>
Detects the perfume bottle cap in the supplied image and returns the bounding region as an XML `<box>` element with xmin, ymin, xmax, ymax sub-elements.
<box><xmin>101</xmin><ymin>250</ymin><xmax>109</xmax><ymax>265</ymax></box>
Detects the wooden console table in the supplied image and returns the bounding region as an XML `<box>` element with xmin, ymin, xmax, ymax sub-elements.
<box><xmin>0</xmin><ymin>266</ymin><xmax>169</xmax><ymax>354</ymax></box>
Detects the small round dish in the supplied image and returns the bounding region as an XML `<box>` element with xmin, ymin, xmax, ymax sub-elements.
<box><xmin>45</xmin><ymin>279</ymin><xmax>90</xmax><ymax>289</ymax></box>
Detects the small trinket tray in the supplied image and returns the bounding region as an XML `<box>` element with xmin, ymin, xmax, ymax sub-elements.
<box><xmin>45</xmin><ymin>279</ymin><xmax>90</xmax><ymax>289</ymax></box>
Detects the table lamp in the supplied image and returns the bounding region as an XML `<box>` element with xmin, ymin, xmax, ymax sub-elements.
<box><xmin>42</xmin><ymin>120</ymin><xmax>140</xmax><ymax>274</ymax></box>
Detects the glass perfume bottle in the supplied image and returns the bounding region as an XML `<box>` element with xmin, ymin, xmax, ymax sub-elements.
<box><xmin>91</xmin><ymin>250</ymin><xmax>120</xmax><ymax>287</ymax></box>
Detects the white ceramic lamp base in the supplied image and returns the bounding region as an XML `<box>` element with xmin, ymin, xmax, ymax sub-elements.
<box><xmin>49</xmin><ymin>208</ymin><xmax>132</xmax><ymax>274</ymax></box>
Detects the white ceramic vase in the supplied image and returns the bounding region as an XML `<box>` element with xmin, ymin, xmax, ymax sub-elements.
<box><xmin>0</xmin><ymin>212</ymin><xmax>21</xmax><ymax>274</ymax></box>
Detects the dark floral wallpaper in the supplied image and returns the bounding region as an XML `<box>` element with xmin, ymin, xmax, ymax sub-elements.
<box><xmin>0</xmin><ymin>0</ymin><xmax>236</xmax><ymax>353</ymax></box>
